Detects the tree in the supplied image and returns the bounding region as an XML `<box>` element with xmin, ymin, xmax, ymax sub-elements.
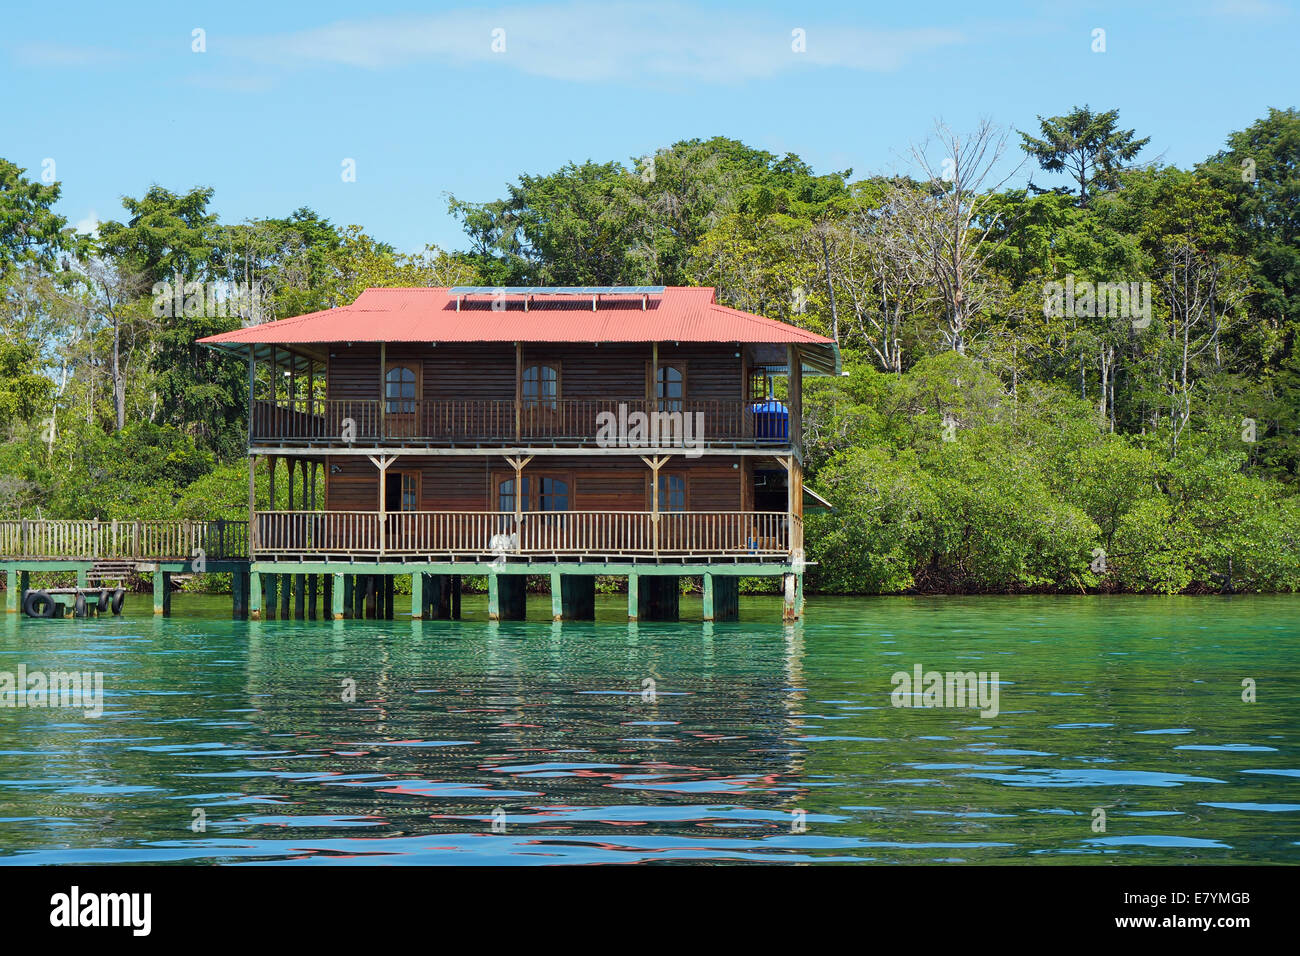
<box><xmin>1020</xmin><ymin>106</ymin><xmax>1151</xmax><ymax>206</ymax></box>
<box><xmin>0</xmin><ymin>158</ymin><xmax>73</xmax><ymax>279</ymax></box>
<box><xmin>892</xmin><ymin>119</ymin><xmax>1021</xmax><ymax>354</ymax></box>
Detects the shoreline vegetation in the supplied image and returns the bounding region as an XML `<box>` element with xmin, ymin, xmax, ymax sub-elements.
<box><xmin>2</xmin><ymin>106</ymin><xmax>1297</xmax><ymax>596</ymax></box>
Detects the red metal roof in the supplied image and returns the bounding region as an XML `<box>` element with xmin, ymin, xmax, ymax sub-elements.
<box><xmin>199</xmin><ymin>287</ymin><xmax>835</xmax><ymax>350</ymax></box>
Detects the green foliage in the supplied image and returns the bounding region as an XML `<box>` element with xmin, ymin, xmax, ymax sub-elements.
<box><xmin>0</xmin><ymin>159</ymin><xmax>73</xmax><ymax>278</ymax></box>
<box><xmin>1020</xmin><ymin>105</ymin><xmax>1151</xmax><ymax>205</ymax></box>
<box><xmin>806</xmin><ymin>354</ymin><xmax>1300</xmax><ymax>595</ymax></box>
<box><xmin>1</xmin><ymin>105</ymin><xmax>1298</xmax><ymax>595</ymax></box>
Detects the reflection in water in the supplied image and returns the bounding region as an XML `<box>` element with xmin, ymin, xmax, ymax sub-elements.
<box><xmin>0</xmin><ymin>594</ymin><xmax>1296</xmax><ymax>864</ymax></box>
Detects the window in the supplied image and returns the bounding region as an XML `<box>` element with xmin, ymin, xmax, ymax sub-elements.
<box><xmin>385</xmin><ymin>366</ymin><xmax>417</xmax><ymax>414</ymax></box>
<box><xmin>538</xmin><ymin>477</ymin><xmax>569</xmax><ymax>512</ymax></box>
<box><xmin>523</xmin><ymin>364</ymin><xmax>559</xmax><ymax>409</ymax></box>
<box><xmin>657</xmin><ymin>473</ymin><xmax>685</xmax><ymax>512</ymax></box>
<box><xmin>401</xmin><ymin>473</ymin><xmax>417</xmax><ymax>512</ymax></box>
<box><xmin>656</xmin><ymin>364</ymin><xmax>683</xmax><ymax>412</ymax></box>
<box><xmin>497</xmin><ymin>475</ymin><xmax>530</xmax><ymax>531</ymax></box>
<box><xmin>498</xmin><ymin>476</ymin><xmax>530</xmax><ymax>512</ymax></box>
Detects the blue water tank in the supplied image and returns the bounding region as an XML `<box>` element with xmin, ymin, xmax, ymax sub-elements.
<box><xmin>751</xmin><ymin>399</ymin><xmax>789</xmax><ymax>441</ymax></box>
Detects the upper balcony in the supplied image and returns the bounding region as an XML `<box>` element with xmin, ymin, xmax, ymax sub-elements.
<box><xmin>199</xmin><ymin>285</ymin><xmax>839</xmax><ymax>455</ymax></box>
<box><xmin>249</xmin><ymin>397</ymin><xmax>793</xmax><ymax>450</ymax></box>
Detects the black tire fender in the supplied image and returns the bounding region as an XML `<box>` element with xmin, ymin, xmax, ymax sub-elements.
<box><xmin>110</xmin><ymin>588</ymin><xmax>126</xmax><ymax>615</ymax></box>
<box><xmin>23</xmin><ymin>590</ymin><xmax>56</xmax><ymax>618</ymax></box>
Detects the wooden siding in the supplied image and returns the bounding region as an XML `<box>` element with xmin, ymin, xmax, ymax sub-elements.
<box><xmin>324</xmin><ymin>343</ymin><xmax>743</xmax><ymax>404</ymax></box>
<box><xmin>325</xmin><ymin>455</ymin><xmax>745</xmax><ymax>513</ymax></box>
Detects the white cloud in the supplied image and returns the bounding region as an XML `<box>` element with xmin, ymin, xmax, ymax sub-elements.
<box><xmin>13</xmin><ymin>44</ymin><xmax>128</xmax><ymax>67</ymax></box>
<box><xmin>75</xmin><ymin>211</ymin><xmax>100</xmax><ymax>238</ymax></box>
<box><xmin>1206</xmin><ymin>0</ymin><xmax>1291</xmax><ymax>17</ymax></box>
<box><xmin>227</xmin><ymin>2</ymin><xmax>964</xmax><ymax>83</ymax></box>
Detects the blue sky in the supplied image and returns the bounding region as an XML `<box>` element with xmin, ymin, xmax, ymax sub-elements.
<box><xmin>4</xmin><ymin>0</ymin><xmax>1295</xmax><ymax>253</ymax></box>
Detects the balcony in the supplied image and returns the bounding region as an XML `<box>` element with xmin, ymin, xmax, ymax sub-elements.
<box><xmin>249</xmin><ymin>398</ymin><xmax>791</xmax><ymax>449</ymax></box>
<box><xmin>253</xmin><ymin>510</ymin><xmax>797</xmax><ymax>562</ymax></box>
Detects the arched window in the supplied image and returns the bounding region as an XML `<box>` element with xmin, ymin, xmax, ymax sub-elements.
<box><xmin>385</xmin><ymin>366</ymin><xmax>417</xmax><ymax>414</ymax></box>
<box><xmin>498</xmin><ymin>476</ymin><xmax>530</xmax><ymax>512</ymax></box>
<box><xmin>523</xmin><ymin>364</ymin><xmax>559</xmax><ymax>409</ymax></box>
<box><xmin>657</xmin><ymin>473</ymin><xmax>685</xmax><ymax>512</ymax></box>
<box><xmin>656</xmin><ymin>364</ymin><xmax>683</xmax><ymax>411</ymax></box>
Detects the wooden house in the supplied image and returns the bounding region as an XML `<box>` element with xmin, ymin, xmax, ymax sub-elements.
<box><xmin>199</xmin><ymin>285</ymin><xmax>837</xmax><ymax>621</ymax></box>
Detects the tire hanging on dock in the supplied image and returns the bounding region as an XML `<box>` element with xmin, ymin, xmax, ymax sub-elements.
<box><xmin>97</xmin><ymin>589</ymin><xmax>112</xmax><ymax>616</ymax></box>
<box><xmin>110</xmin><ymin>588</ymin><xmax>126</xmax><ymax>615</ymax></box>
<box><xmin>74</xmin><ymin>593</ymin><xmax>88</xmax><ymax>618</ymax></box>
<box><xmin>22</xmin><ymin>590</ymin><xmax>56</xmax><ymax>618</ymax></box>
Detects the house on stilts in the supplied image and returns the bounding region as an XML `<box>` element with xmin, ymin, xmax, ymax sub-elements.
<box><xmin>191</xmin><ymin>284</ymin><xmax>836</xmax><ymax>622</ymax></box>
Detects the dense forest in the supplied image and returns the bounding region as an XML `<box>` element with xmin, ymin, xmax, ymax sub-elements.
<box><xmin>2</xmin><ymin>105</ymin><xmax>1297</xmax><ymax>594</ymax></box>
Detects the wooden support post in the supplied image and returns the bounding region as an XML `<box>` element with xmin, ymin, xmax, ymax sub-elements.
<box><xmin>249</xmin><ymin>570</ymin><xmax>262</xmax><ymax>619</ymax></box>
<box><xmin>550</xmin><ymin>570</ymin><xmax>562</xmax><ymax>622</ymax></box>
<box><xmin>703</xmin><ymin>572</ymin><xmax>715</xmax><ymax>622</ymax></box>
<box><xmin>650</xmin><ymin>342</ymin><xmax>658</xmax><ymax>403</ymax></box>
<box><xmin>343</xmin><ymin>575</ymin><xmax>354</xmax><ymax>619</ymax></box>
<box><xmin>368</xmin><ymin>455</ymin><xmax>395</xmax><ymax>556</ymax></box>
<box><xmin>6</xmin><ymin>569</ymin><xmax>16</xmax><ymax>613</ymax></box>
<box><xmin>364</xmin><ymin>575</ymin><xmax>376</xmax><ymax>619</ymax></box>
<box><xmin>487</xmin><ymin>572</ymin><xmax>500</xmax><ymax>621</ymax></box>
<box><xmin>248</xmin><ymin>352</ymin><xmax>256</xmax><ymax>448</ymax></box>
<box><xmin>332</xmin><ymin>573</ymin><xmax>345</xmax><ymax>619</ymax></box>
<box><xmin>280</xmin><ymin>572</ymin><xmax>290</xmax><ymax>620</ymax></box>
<box><xmin>153</xmin><ymin>569</ymin><xmax>165</xmax><ymax>615</ymax></box>
<box><xmin>266</xmin><ymin>574</ymin><xmax>278</xmax><ymax>619</ymax></box>
<box><xmin>641</xmin><ymin>455</ymin><xmax>670</xmax><ymax>557</ymax></box>
<box><xmin>788</xmin><ymin>344</ymin><xmax>803</xmax><ymax>455</ymax></box>
<box><xmin>384</xmin><ymin>575</ymin><xmax>394</xmax><ymax>619</ymax></box>
<box><xmin>795</xmin><ymin>573</ymin><xmax>804</xmax><ymax>620</ymax></box>
<box><xmin>501</xmin><ymin>454</ymin><xmax>533</xmax><ymax>547</ymax></box>
<box><xmin>248</xmin><ymin>455</ymin><xmax>258</xmax><ymax>556</ymax></box>
<box><xmin>321</xmin><ymin>573</ymin><xmax>331</xmax><ymax>619</ymax></box>
<box><xmin>783</xmin><ymin>572</ymin><xmax>796</xmax><ymax>622</ymax></box>
<box><xmin>232</xmin><ymin>571</ymin><xmax>247</xmax><ymax>619</ymax></box>
<box><xmin>411</xmin><ymin>571</ymin><xmax>423</xmax><ymax>619</ymax></box>
<box><xmin>293</xmin><ymin>574</ymin><xmax>305</xmax><ymax>619</ymax></box>
<box><xmin>451</xmin><ymin>575</ymin><xmax>461</xmax><ymax>619</ymax></box>
<box><xmin>307</xmin><ymin>573</ymin><xmax>318</xmax><ymax>620</ymax></box>
<box><xmin>627</xmin><ymin>572</ymin><xmax>639</xmax><ymax>622</ymax></box>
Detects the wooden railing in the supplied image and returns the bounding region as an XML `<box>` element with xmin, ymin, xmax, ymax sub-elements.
<box><xmin>254</xmin><ymin>510</ymin><xmax>791</xmax><ymax>559</ymax></box>
<box><xmin>251</xmin><ymin>398</ymin><xmax>791</xmax><ymax>447</ymax></box>
<box><xmin>0</xmin><ymin>519</ymin><xmax>249</xmax><ymax>561</ymax></box>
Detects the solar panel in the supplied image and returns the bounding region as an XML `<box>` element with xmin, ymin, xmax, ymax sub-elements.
<box><xmin>449</xmin><ymin>285</ymin><xmax>666</xmax><ymax>295</ymax></box>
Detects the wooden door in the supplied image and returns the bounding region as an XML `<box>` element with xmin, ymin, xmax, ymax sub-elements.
<box><xmin>384</xmin><ymin>362</ymin><xmax>420</xmax><ymax>439</ymax></box>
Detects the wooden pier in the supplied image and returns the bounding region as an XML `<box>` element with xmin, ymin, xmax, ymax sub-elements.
<box><xmin>1</xmin><ymin>517</ymin><xmax>803</xmax><ymax>622</ymax></box>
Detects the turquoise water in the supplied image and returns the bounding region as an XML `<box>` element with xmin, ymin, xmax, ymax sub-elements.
<box><xmin>0</xmin><ymin>593</ymin><xmax>1296</xmax><ymax>864</ymax></box>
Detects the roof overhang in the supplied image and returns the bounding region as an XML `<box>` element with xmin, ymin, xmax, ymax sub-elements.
<box><xmin>803</xmin><ymin>484</ymin><xmax>835</xmax><ymax>513</ymax></box>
